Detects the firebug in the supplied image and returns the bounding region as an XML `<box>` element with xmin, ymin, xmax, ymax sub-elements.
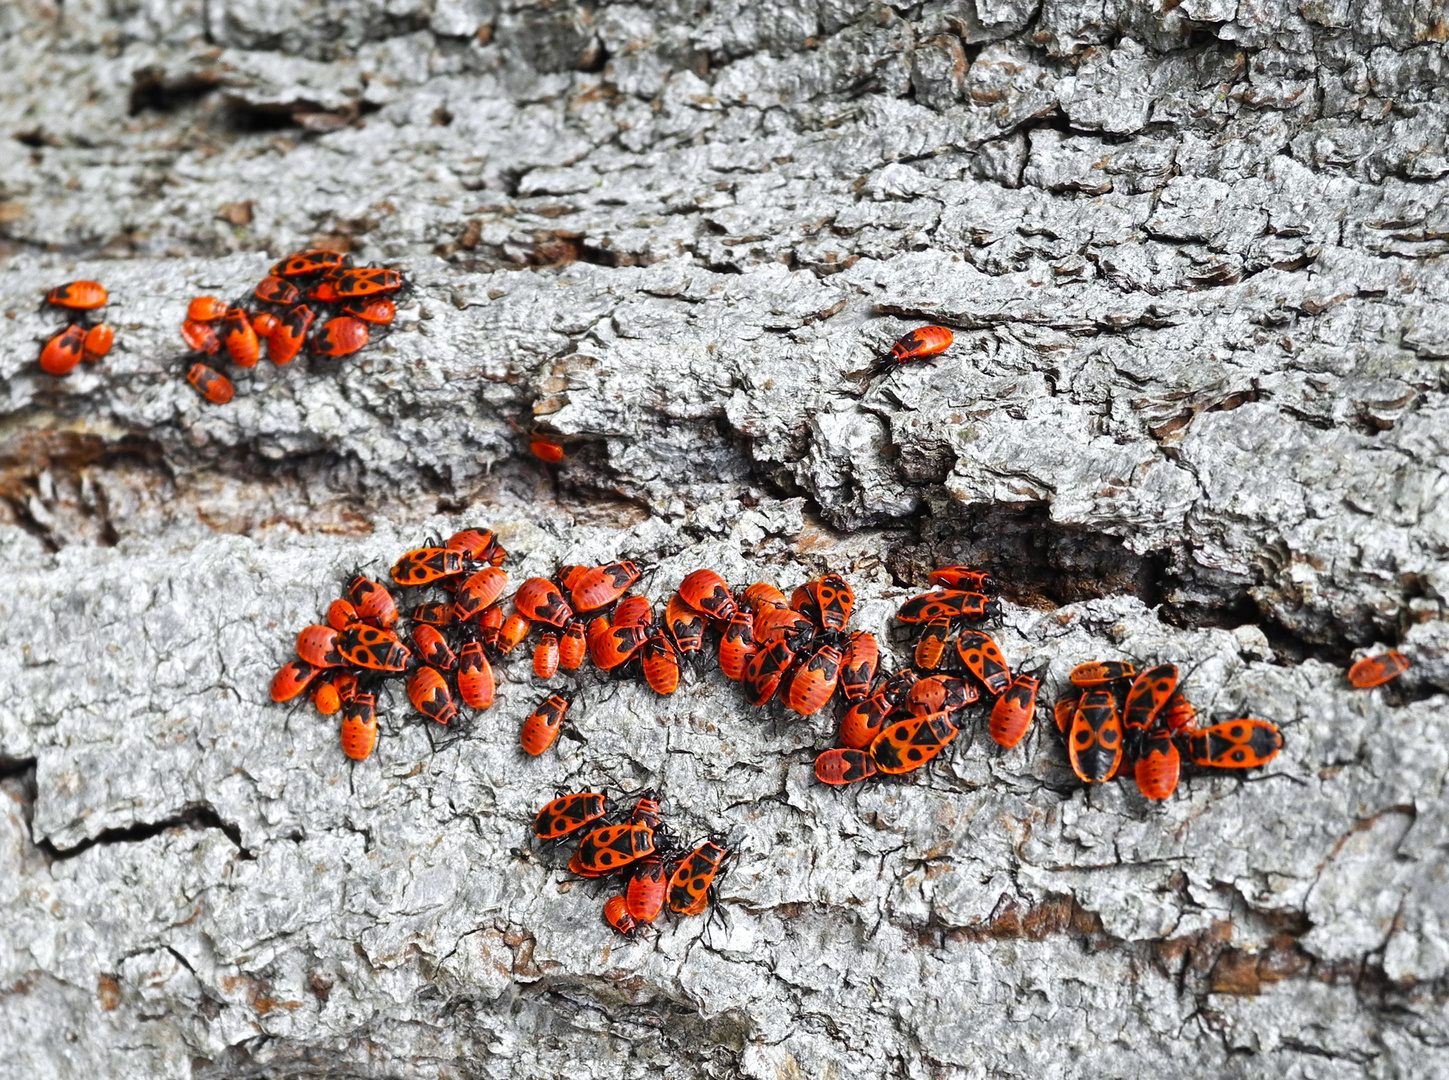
<box><xmin>407</xmin><ymin>665</ymin><xmax>458</xmax><ymax>724</ymax></box>
<box><xmin>520</xmin><ymin>692</ymin><xmax>570</xmax><ymax>756</ymax></box>
<box><xmin>39</xmin><ymin>325</ymin><xmax>85</xmax><ymax>375</ymax></box>
<box><xmin>455</xmin><ymin>641</ymin><xmax>496</xmax><ymax>708</ymax></box>
<box><xmin>814</xmin><ymin>747</ymin><xmax>878</xmax><ymax>786</ymax></box>
<box><xmin>533</xmin><ymin>791</ymin><xmax>611</xmax><ymax>840</ymax></box>
<box><xmin>1347</xmin><ymin>650</ymin><xmax>1409</xmax><ymax>688</ymax></box>
<box><xmin>46</xmin><ymin>280</ymin><xmax>108</xmax><ymax>310</ymax></box>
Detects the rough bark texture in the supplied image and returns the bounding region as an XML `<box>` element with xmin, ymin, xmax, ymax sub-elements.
<box><xmin>2</xmin><ymin>2</ymin><xmax>1447</xmax><ymax>1077</ymax></box>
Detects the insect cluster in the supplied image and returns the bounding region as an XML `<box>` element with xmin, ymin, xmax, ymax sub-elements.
<box><xmin>182</xmin><ymin>249</ymin><xmax>405</xmax><ymax>405</ymax></box>
<box><xmin>37</xmin><ymin>280</ymin><xmax>114</xmax><ymax>375</ymax></box>
<box><xmin>269</xmin><ymin>527</ymin><xmax>508</xmax><ymax>760</ymax></box>
<box><xmin>533</xmin><ymin>788</ymin><xmax>729</xmax><ymax>938</ymax></box>
<box><xmin>811</xmin><ymin>566</ymin><xmax>1021</xmax><ymax>785</ymax></box>
<box><xmin>1053</xmin><ymin>662</ymin><xmax>1283</xmax><ymax>799</ymax></box>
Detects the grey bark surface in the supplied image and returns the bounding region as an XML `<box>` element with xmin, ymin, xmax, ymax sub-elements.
<box><xmin>1</xmin><ymin>1</ymin><xmax>1447</xmax><ymax>1077</ymax></box>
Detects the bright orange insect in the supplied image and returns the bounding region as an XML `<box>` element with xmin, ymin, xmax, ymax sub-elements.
<box><xmin>1134</xmin><ymin>727</ymin><xmax>1180</xmax><ymax>800</ymax></box>
<box><xmin>913</xmin><ymin>616</ymin><xmax>952</xmax><ymax>670</ymax></box>
<box><xmin>310</xmin><ymin>678</ymin><xmax>342</xmax><ymax>716</ymax></box>
<box><xmin>814</xmin><ymin>747</ymin><xmax>877</xmax><ymax>786</ymax></box>
<box><xmin>744</xmin><ymin>639</ymin><xmax>796</xmax><ymax>707</ymax></box>
<box><xmin>46</xmin><ymin>280</ymin><xmax>108</xmax><ymax>310</ymax></box>
<box><xmin>811</xmin><ymin>573</ymin><xmax>853</xmax><ymax>632</ymax></box>
<box><xmin>988</xmin><ymin>672</ymin><xmax>1039</xmax><ymax>749</ymax></box>
<box><xmin>314</xmin><ymin>315</ymin><xmax>369</xmax><ymax>357</ymax></box>
<box><xmin>895</xmin><ymin>589</ymin><xmax>996</xmax><ymax>624</ymax></box>
<box><xmin>717</xmin><ymin>611</ymin><xmax>756</xmax><ymax>681</ymax></box>
<box><xmin>348</xmin><ymin>574</ymin><xmax>398</xmax><ymax>628</ymax></box>
<box><xmin>222</xmin><ymin>307</ymin><xmax>259</xmax><ymax>367</ymax></box>
<box><xmin>453</xmin><ymin>567</ymin><xmax>509</xmax><ymax>622</ymax></box>
<box><xmin>513</xmin><ymin>577</ymin><xmax>574</xmax><ymax>628</ymax></box>
<box><xmin>533</xmin><ymin>791</ymin><xmax>611</xmax><ymax>840</ymax></box>
<box><xmin>455</xmin><ymin>641</ymin><xmax>496</xmax><ymax>708</ymax></box>
<box><xmin>640</xmin><ymin>630</ymin><xmax>680</xmax><ymax>694</ymax></box>
<box><xmin>251</xmin><ymin>311</ymin><xmax>280</xmax><ymax>338</ymax></box>
<box><xmin>39</xmin><ymin>324</ymin><xmax>85</xmax><ymax>375</ymax></box>
<box><xmin>928</xmin><ymin>565</ymin><xmax>993</xmax><ymax>591</ymax></box>
<box><xmin>186</xmin><ymin>362</ymin><xmax>233</xmax><ymax>404</ymax></box>
<box><xmin>589</xmin><ymin>622</ymin><xmax>650</xmax><ymax>670</ymax></box>
<box><xmin>838</xmin><ymin>631</ymin><xmax>879</xmax><ymax>701</ymax></box>
<box><xmin>332</xmin><ymin>266</ymin><xmax>403</xmax><ymax>298</ymax></box>
<box><xmin>520</xmin><ymin>693</ymin><xmax>570</xmax><ymax>756</ymax></box>
<box><xmin>338</xmin><ymin>625</ymin><xmax>410</xmax><ymax>671</ymax></box>
<box><xmin>497</xmin><ymin>611</ymin><xmax>531</xmax><ymax>653</ymax></box>
<box><xmin>741</xmin><ymin>582</ymin><xmax>787</xmax><ymax>612</ymax></box>
<box><xmin>665</xmin><ymin>592</ymin><xmax>705</xmax><ymax>654</ymax></box>
<box><xmin>1069</xmin><ymin>661</ymin><xmax>1136</xmax><ymax>687</ymax></box>
<box><xmin>869</xmin><ymin>324</ymin><xmax>953</xmax><ymax>376</ymax></box>
<box><xmin>343</xmin><ymin>298</ymin><xmax>396</xmax><ymax>325</ymax></box>
<box><xmin>625</xmin><ymin>852</ymin><xmax>670</xmax><ymax>926</ymax></box>
<box><xmin>339</xmin><ymin>692</ymin><xmax>378</xmax><ymax>761</ymax></box>
<box><xmin>412</xmin><ymin>623</ymin><xmax>457</xmax><ymax>670</ymax></box>
<box><xmin>1347</xmin><ymin>650</ymin><xmax>1409</xmax><ymax>689</ymax></box>
<box><xmin>603</xmin><ymin>894</ymin><xmax>640</xmax><ymax>938</ymax></box>
<box><xmin>180</xmin><ymin>318</ymin><xmax>221</xmax><ymax>354</ymax></box>
<box><xmin>407</xmin><ymin>665</ymin><xmax>457</xmax><ymax>724</ymax></box>
<box><xmin>529</xmin><ymin>434</ymin><xmax>565</xmax><ymax>463</ymax></box>
<box><xmin>391</xmin><ymin>546</ymin><xmax>466</xmax><ymax>587</ymax></box>
<box><xmin>254</xmin><ymin>276</ymin><xmax>300</xmax><ymax>305</ymax></box>
<box><xmin>533</xmin><ymin>632</ymin><xmax>560</xmax><ymax>679</ymax></box>
<box><xmin>81</xmin><ymin>323</ymin><xmax>113</xmax><ymax>362</ymax></box>
<box><xmin>571</xmin><ymin>561</ymin><xmax>642</xmax><ymax>612</ymax></box>
<box><xmin>270</xmin><ymin>659</ymin><xmax>320</xmax><ymax>702</ymax></box>
<box><xmin>558</xmin><ymin>620</ymin><xmax>587</xmax><ymax>670</ymax></box>
<box><xmin>612</xmin><ymin>595</ymin><xmax>652</xmax><ymax>628</ymax></box>
<box><xmin>677</xmin><ymin>569</ymin><xmax>737</xmax><ymax>622</ymax></box>
<box><xmin>186</xmin><ymin>295</ymin><xmax>227</xmax><ymax>322</ymax></box>
<box><xmin>326</xmin><ymin>598</ymin><xmax>359</xmax><ymax>631</ymax></box>
<box><xmin>295</xmin><ymin>625</ymin><xmax>342</xmax><ymax>668</ymax></box>
<box><xmin>1122</xmin><ymin>664</ymin><xmax>1177</xmax><ymax>756</ymax></box>
<box><xmin>783</xmin><ymin>644</ymin><xmax>842</xmax><ymax>715</ymax></box>
<box><xmin>266</xmin><ymin>304</ymin><xmax>314</xmax><ymax>364</ymax></box>
<box><xmin>272</xmin><ymin>249</ymin><xmax>349</xmax><ymax>277</ymax></box>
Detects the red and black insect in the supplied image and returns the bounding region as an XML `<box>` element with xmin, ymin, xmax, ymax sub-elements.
<box><xmin>407</xmin><ymin>665</ymin><xmax>458</xmax><ymax>724</ymax></box>
<box><xmin>955</xmin><ymin>629</ymin><xmax>1012</xmax><ymax>696</ymax></box>
<box><xmin>838</xmin><ymin>631</ymin><xmax>878</xmax><ymax>701</ymax></box>
<box><xmin>497</xmin><ymin>611</ymin><xmax>531</xmax><ymax>653</ymax></box>
<box><xmin>529</xmin><ymin>434</ymin><xmax>565</xmax><ymax>463</ymax></box>
<box><xmin>625</xmin><ymin>851</ymin><xmax>671</xmax><ymax>927</ymax></box>
<box><xmin>39</xmin><ymin>324</ymin><xmax>85</xmax><ymax>375</ymax></box>
<box><xmin>1134</xmin><ymin>726</ymin><xmax>1180</xmax><ymax>800</ymax></box>
<box><xmin>571</xmin><ymin>561</ymin><xmax>642</xmax><ymax>612</ymax></box>
<box><xmin>558</xmin><ymin>620</ymin><xmax>587</xmax><ymax>670</ymax></box>
<box><xmin>988</xmin><ymin>672</ymin><xmax>1039</xmax><ymax>749</ymax></box>
<box><xmin>666</xmin><ymin>838</ymin><xmax>729</xmax><ymax>916</ymax></box>
<box><xmin>754</xmin><ymin>607</ymin><xmax>816</xmax><ymax>653</ymax></box>
<box><xmin>640</xmin><ymin>630</ymin><xmax>680</xmax><ymax>695</ymax></box>
<box><xmin>343</xmin><ymin>298</ymin><xmax>396</xmax><ymax>325</ymax></box>
<box><xmin>1069</xmin><ymin>660</ymin><xmax>1136</xmax><ymax>687</ymax></box>
<box><xmin>453</xmin><ymin>567</ymin><xmax>508</xmax><ymax>622</ymax></box>
<box><xmin>590</xmin><ymin>621</ymin><xmax>650</xmax><ymax>671</ymax></box>
<box><xmin>612</xmin><ymin>595</ymin><xmax>652</xmax><ymax>628</ymax></box>
<box><xmin>741</xmin><ymin>582</ymin><xmax>787</xmax><ymax>612</ymax></box>
<box><xmin>913</xmin><ymin>616</ymin><xmax>952</xmax><ymax>671</ymax></box>
<box><xmin>665</xmin><ymin>593</ymin><xmax>705</xmax><ymax>654</ymax></box>
<box><xmin>603</xmin><ymin>894</ymin><xmax>640</xmax><ymax>938</ymax></box>
<box><xmin>928</xmin><ymin>565</ymin><xmax>993</xmax><ymax>591</ymax></box>
<box><xmin>839</xmin><ymin>669</ymin><xmax>917</xmax><ymax>749</ymax></box>
<box><xmin>1066</xmin><ymin>689</ymin><xmax>1123</xmax><ymax>783</ymax></box>
<box><xmin>533</xmin><ymin>632</ymin><xmax>560</xmax><ymax>679</ymax></box>
<box><xmin>1180</xmin><ymin>719</ymin><xmax>1282</xmax><ymax>768</ymax></box>
<box><xmin>339</xmin><ymin>692</ymin><xmax>378</xmax><ymax>760</ymax></box>
<box><xmin>222</xmin><ymin>307</ymin><xmax>259</xmax><ymax>367</ymax></box>
<box><xmin>534</xmin><ymin>791</ymin><xmax>611</xmax><ymax>840</ymax></box>
<box><xmin>254</xmin><ymin>276</ymin><xmax>300</xmax><ymax>305</ymax></box>
<box><xmin>896</xmin><ymin>589</ymin><xmax>997</xmax><ymax>625</ymax></box>
<box><xmin>783</xmin><ymin>644</ymin><xmax>842</xmax><ymax>715</ymax></box>
<box><xmin>411</xmin><ymin>601</ymin><xmax>454</xmax><ymax>627</ymax></box>
<box><xmin>270</xmin><ymin>659</ymin><xmax>320</xmax><ymax>702</ymax></box>
<box><xmin>906</xmin><ymin>674</ymin><xmax>977</xmax><ymax>716</ymax></box>
<box><xmin>348</xmin><ymin>575</ymin><xmax>399</xmax><ymax>628</ymax></box>
<box><xmin>571</xmin><ymin>822</ymin><xmax>655</xmax><ymax>876</ymax></box>
<box><xmin>266</xmin><ymin>304</ymin><xmax>315</xmax><ymax>365</ymax></box>
<box><xmin>1121</xmin><ymin>664</ymin><xmax>1177</xmax><ymax>756</ymax></box>
<box><xmin>870</xmin><ymin>711</ymin><xmax>958</xmax><ymax>775</ymax></box>
<box><xmin>271</xmin><ymin>249</ymin><xmax>349</xmax><ymax>278</ymax></box>
<box><xmin>47</xmin><ymin>280</ymin><xmax>108</xmax><ymax>310</ymax></box>
<box><xmin>810</xmin><ymin>573</ymin><xmax>853</xmax><ymax>632</ymax></box>
<box><xmin>391</xmin><ymin>546</ymin><xmax>466</xmax><ymax>587</ymax></box>
<box><xmin>512</xmin><ymin>577</ymin><xmax>574</xmax><ymax>628</ymax></box>
<box><xmin>718</xmin><ymin>611</ymin><xmax>756</xmax><ymax>681</ymax></box>
<box><xmin>744</xmin><ymin>639</ymin><xmax>796</xmax><ymax>707</ymax></box>
<box><xmin>867</xmin><ymin>324</ymin><xmax>953</xmax><ymax>377</ymax></box>
<box><xmin>455</xmin><ymin>641</ymin><xmax>495</xmax><ymax>708</ymax></box>
<box><xmin>181</xmin><ymin>318</ymin><xmax>222</xmax><ymax>355</ymax></box>
<box><xmin>677</xmin><ymin>569</ymin><xmax>737</xmax><ymax>623</ymax></box>
<box><xmin>520</xmin><ymin>693</ymin><xmax>570</xmax><ymax>756</ymax></box>
<box><xmin>326</xmin><ymin>598</ymin><xmax>359</xmax><ymax>631</ymax></box>
<box><xmin>332</xmin><ymin>266</ymin><xmax>403</xmax><ymax>298</ymax></box>
<box><xmin>337</xmin><ymin>624</ymin><xmax>410</xmax><ymax>671</ymax></box>
<box><xmin>314</xmin><ymin>315</ymin><xmax>369</xmax><ymax>357</ymax></box>
<box><xmin>412</xmin><ymin>624</ymin><xmax>457</xmax><ymax>670</ymax></box>
<box><xmin>814</xmin><ymin>747</ymin><xmax>877</xmax><ymax>786</ymax></box>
